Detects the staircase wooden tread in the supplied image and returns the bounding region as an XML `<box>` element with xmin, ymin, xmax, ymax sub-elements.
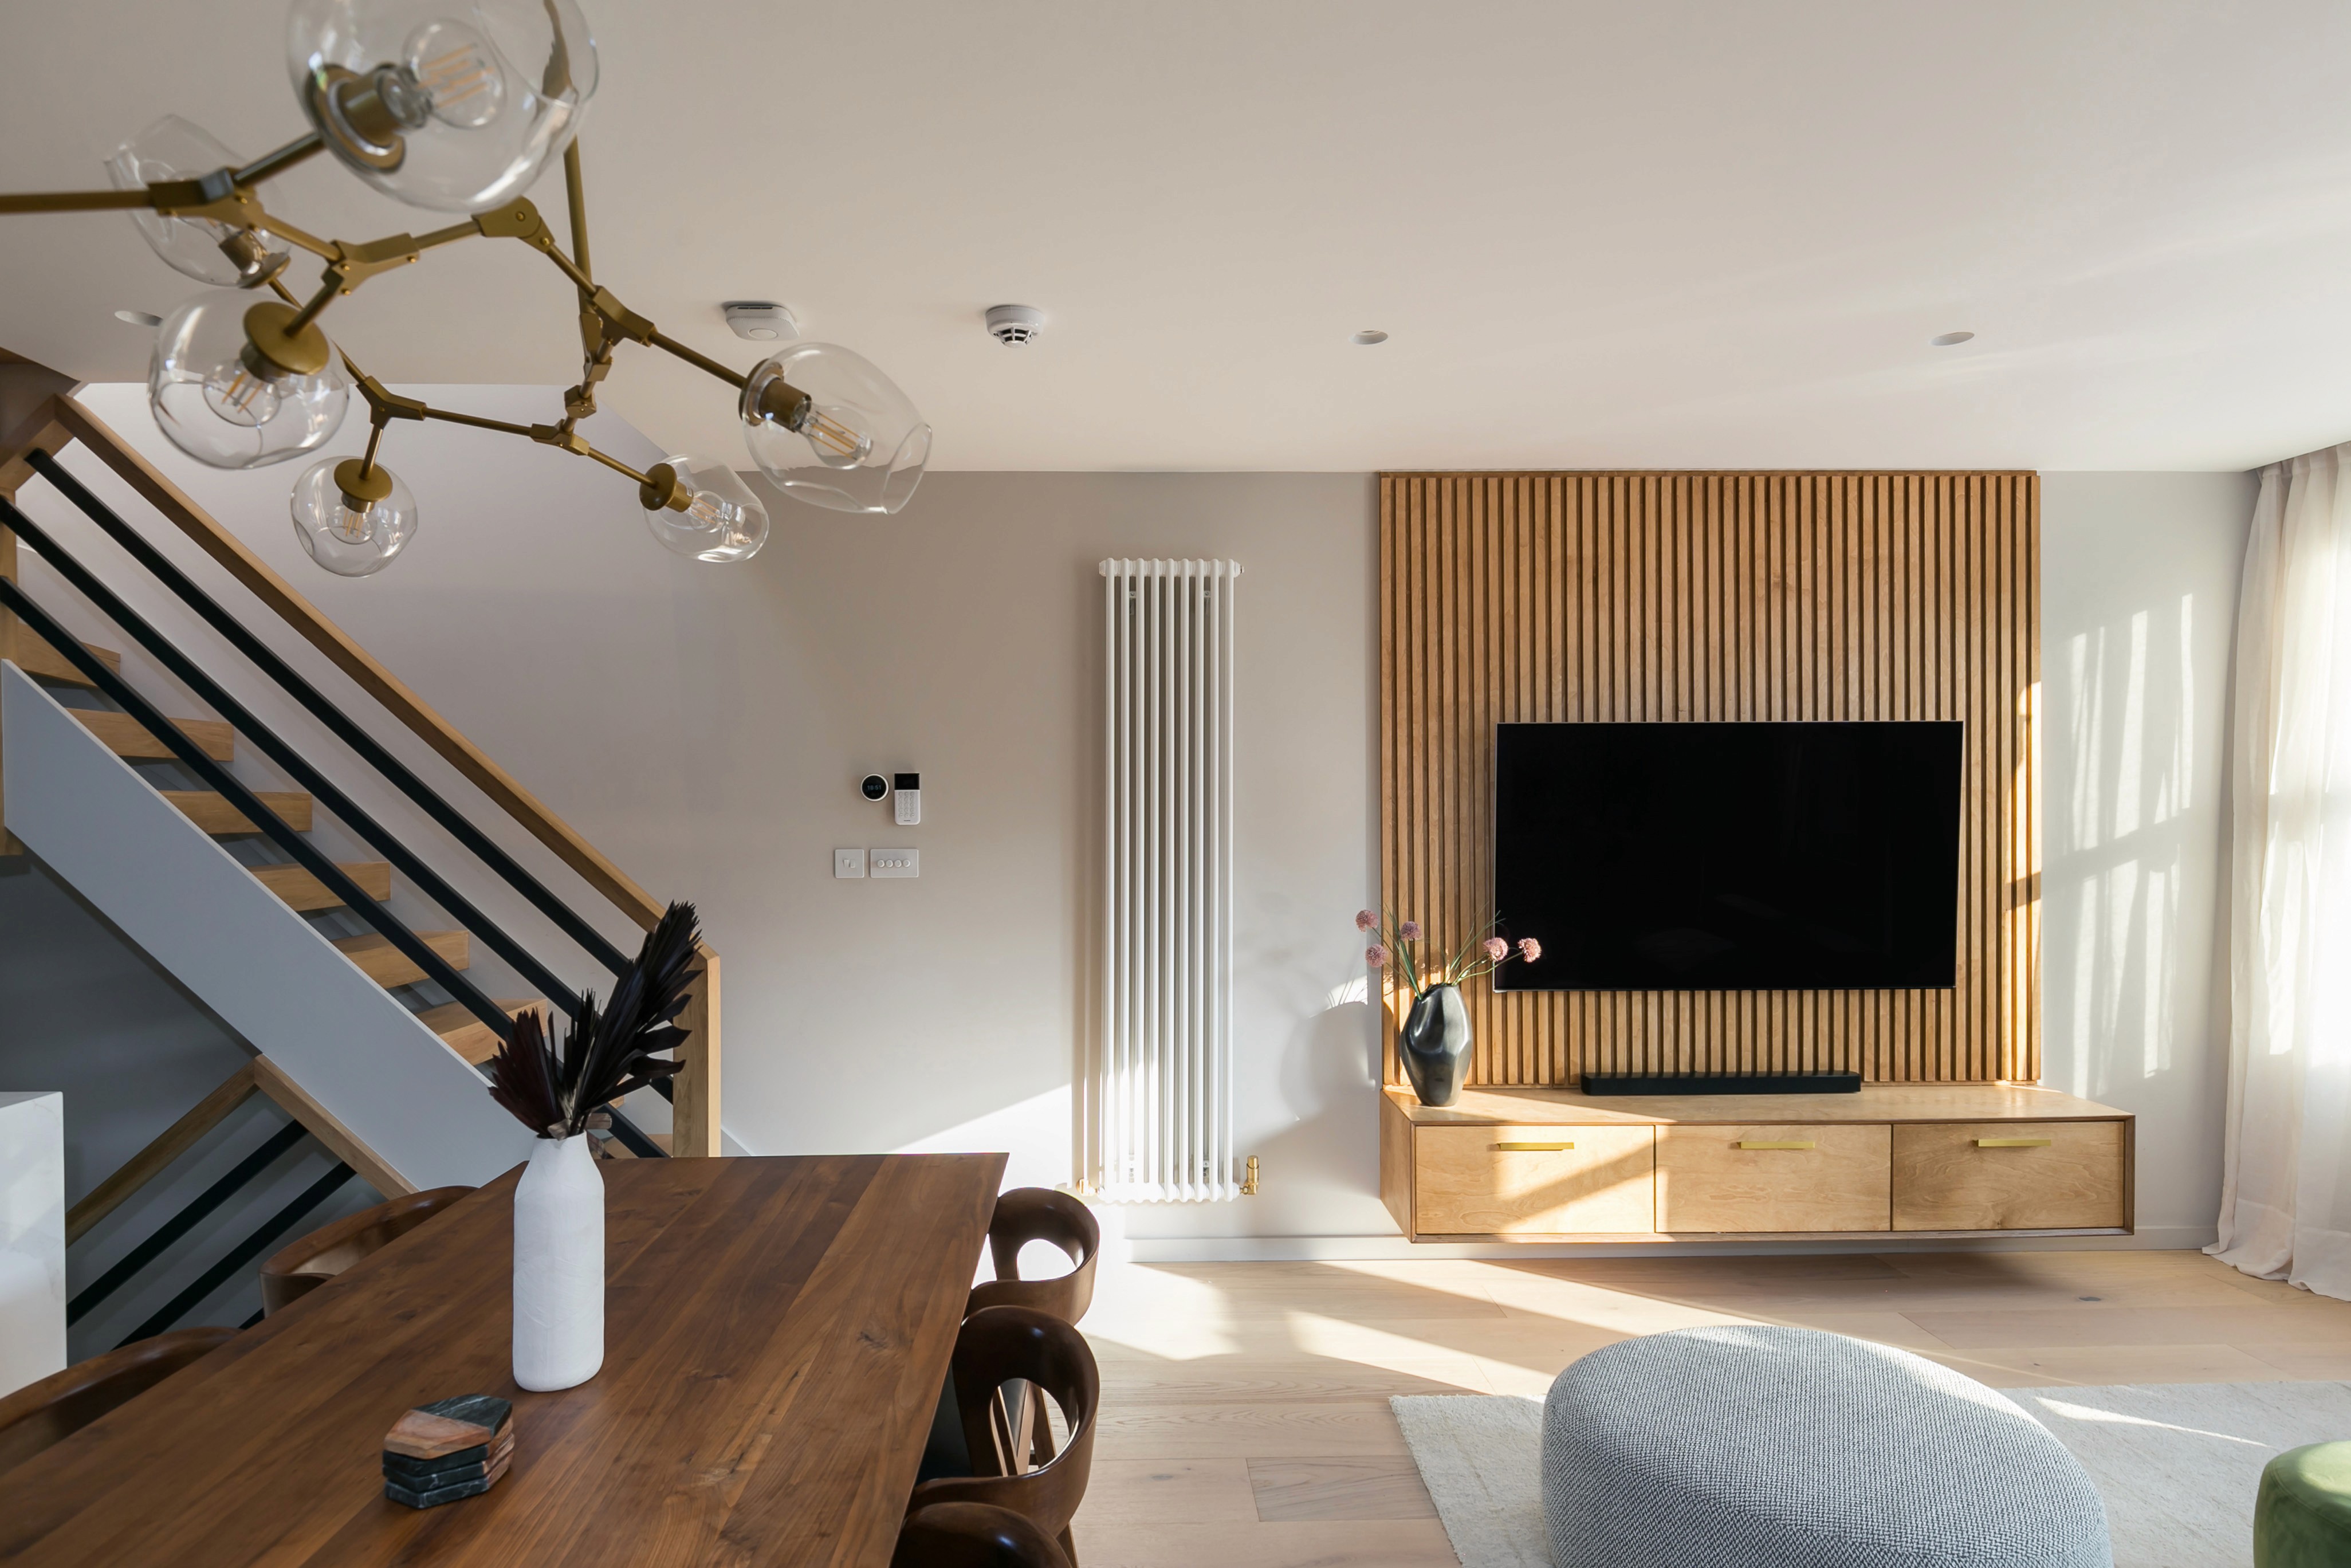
<box><xmin>13</xmin><ymin>638</ymin><xmax>123</xmax><ymax>690</ymax></box>
<box><xmin>419</xmin><ymin>999</ymin><xmax>547</xmax><ymax>1064</ymax></box>
<box><xmin>249</xmin><ymin>861</ymin><xmax>392</xmax><ymax>912</ymax></box>
<box><xmin>72</xmin><ymin>708</ymin><xmax>234</xmax><ymax>761</ymax></box>
<box><xmin>332</xmin><ymin>929</ymin><xmax>469</xmax><ymax>988</ymax></box>
<box><xmin>162</xmin><ymin>790</ymin><xmax>313</xmax><ymax>834</ymax></box>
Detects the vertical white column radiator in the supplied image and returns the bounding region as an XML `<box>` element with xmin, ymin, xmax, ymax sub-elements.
<box><xmin>1095</xmin><ymin>559</ymin><xmax>1240</xmax><ymax>1201</ymax></box>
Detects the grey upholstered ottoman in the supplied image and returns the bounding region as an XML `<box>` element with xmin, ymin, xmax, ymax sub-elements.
<box><xmin>1542</xmin><ymin>1325</ymin><xmax>2109</xmax><ymax>1568</ymax></box>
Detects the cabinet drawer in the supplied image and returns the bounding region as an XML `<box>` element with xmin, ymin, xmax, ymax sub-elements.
<box><xmin>1892</xmin><ymin>1121</ymin><xmax>2126</xmax><ymax>1231</ymax></box>
<box><xmin>1414</xmin><ymin>1125</ymin><xmax>1656</xmax><ymax>1235</ymax></box>
<box><xmin>1656</xmin><ymin>1124</ymin><xmax>1890</xmax><ymax>1232</ymax></box>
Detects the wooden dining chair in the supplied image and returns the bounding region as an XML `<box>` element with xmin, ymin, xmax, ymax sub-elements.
<box><xmin>968</xmin><ymin>1188</ymin><xmax>1100</xmax><ymax>1326</ymax></box>
<box><xmin>258</xmin><ymin>1185</ymin><xmax>473</xmax><ymax>1315</ymax></box>
<box><xmin>908</xmin><ymin>1306</ymin><xmax>1099</xmax><ymax>1566</ymax></box>
<box><xmin>892</xmin><ymin>1502</ymin><xmax>1074</xmax><ymax>1568</ymax></box>
<box><xmin>966</xmin><ymin>1188</ymin><xmax>1100</xmax><ymax>1469</ymax></box>
<box><xmin>0</xmin><ymin>1326</ymin><xmax>238</xmax><ymax>1476</ymax></box>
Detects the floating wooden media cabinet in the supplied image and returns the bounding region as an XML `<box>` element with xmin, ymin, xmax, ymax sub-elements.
<box><xmin>1379</xmin><ymin>1084</ymin><xmax>2133</xmax><ymax>1242</ymax></box>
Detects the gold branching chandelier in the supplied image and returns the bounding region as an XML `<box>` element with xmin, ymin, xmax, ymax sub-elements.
<box><xmin>0</xmin><ymin>0</ymin><xmax>931</xmax><ymax>575</ymax></box>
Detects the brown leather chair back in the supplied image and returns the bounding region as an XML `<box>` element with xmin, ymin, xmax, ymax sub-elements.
<box><xmin>967</xmin><ymin>1188</ymin><xmax>1099</xmax><ymax>1326</ymax></box>
<box><xmin>892</xmin><ymin>1502</ymin><xmax>1074</xmax><ymax>1568</ymax></box>
<box><xmin>258</xmin><ymin>1185</ymin><xmax>473</xmax><ymax>1315</ymax></box>
<box><xmin>907</xmin><ymin>1306</ymin><xmax>1099</xmax><ymax>1563</ymax></box>
<box><xmin>0</xmin><ymin>1326</ymin><xmax>237</xmax><ymax>1476</ymax></box>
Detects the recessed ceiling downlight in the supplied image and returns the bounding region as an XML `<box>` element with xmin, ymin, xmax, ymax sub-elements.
<box><xmin>1353</xmin><ymin>330</ymin><xmax>1389</xmax><ymax>345</ymax></box>
<box><xmin>1931</xmin><ymin>331</ymin><xmax>1975</xmax><ymax>347</ymax></box>
<box><xmin>115</xmin><ymin>309</ymin><xmax>162</xmax><ymax>327</ymax></box>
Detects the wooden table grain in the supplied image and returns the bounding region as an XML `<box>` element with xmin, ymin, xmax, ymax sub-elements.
<box><xmin>0</xmin><ymin>1153</ymin><xmax>1007</xmax><ymax>1567</ymax></box>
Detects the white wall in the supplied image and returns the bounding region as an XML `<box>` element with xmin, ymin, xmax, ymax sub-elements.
<box><xmin>2040</xmin><ymin>472</ymin><xmax>2253</xmax><ymax>1249</ymax></box>
<box><xmin>8</xmin><ymin>388</ymin><xmax>2252</xmax><ymax>1255</ymax></box>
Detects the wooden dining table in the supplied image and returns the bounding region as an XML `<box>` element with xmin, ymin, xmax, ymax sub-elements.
<box><xmin>0</xmin><ymin>1152</ymin><xmax>1007</xmax><ymax>1567</ymax></box>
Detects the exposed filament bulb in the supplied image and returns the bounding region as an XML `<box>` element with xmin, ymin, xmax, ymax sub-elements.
<box><xmin>202</xmin><ymin>357</ymin><xmax>283</xmax><ymax>427</ymax></box>
<box><xmin>402</xmin><ymin>20</ymin><xmax>506</xmax><ymax>129</ymax></box>
<box><xmin>332</xmin><ymin>497</ymin><xmax>382</xmax><ymax>544</ymax></box>
<box><xmin>681</xmin><ymin>487</ymin><xmax>745</xmax><ymax>535</ymax></box>
<box><xmin>641</xmin><ymin>455</ymin><xmax>770</xmax><ymax>563</ymax></box>
<box><xmin>794</xmin><ymin>404</ymin><xmax>873</xmax><ymax>468</ymax></box>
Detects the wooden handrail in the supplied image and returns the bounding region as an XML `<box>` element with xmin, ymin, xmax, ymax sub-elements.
<box><xmin>252</xmin><ymin>1055</ymin><xmax>416</xmax><ymax>1197</ymax></box>
<box><xmin>8</xmin><ymin>390</ymin><xmax>720</xmax><ymax>1157</ymax></box>
<box><xmin>65</xmin><ymin>1064</ymin><xmax>259</xmax><ymax>1243</ymax></box>
<box><xmin>674</xmin><ymin>948</ymin><xmax>722</xmax><ymax>1157</ymax></box>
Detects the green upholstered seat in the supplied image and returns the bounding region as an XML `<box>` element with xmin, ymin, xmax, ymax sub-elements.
<box><xmin>2256</xmin><ymin>1442</ymin><xmax>2351</xmax><ymax>1567</ymax></box>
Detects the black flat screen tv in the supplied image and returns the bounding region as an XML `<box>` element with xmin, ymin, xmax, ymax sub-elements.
<box><xmin>1492</xmin><ymin>722</ymin><xmax>1964</xmax><ymax>992</ymax></box>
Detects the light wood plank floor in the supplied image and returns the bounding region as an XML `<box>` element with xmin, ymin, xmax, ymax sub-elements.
<box><xmin>1068</xmin><ymin>1249</ymin><xmax>2351</xmax><ymax>1567</ymax></box>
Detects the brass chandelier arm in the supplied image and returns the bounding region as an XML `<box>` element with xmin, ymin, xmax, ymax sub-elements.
<box><xmin>648</xmin><ymin>332</ymin><xmax>750</xmax><ymax>391</ymax></box>
<box><xmin>572</xmin><ymin>442</ymin><xmax>654</xmax><ymax>485</ymax></box>
<box><xmin>339</xmin><ymin>355</ymin><xmax>656</xmax><ymax>489</ymax></box>
<box><xmin>0</xmin><ymin>162</ymin><xmax>764</xmax><ymax>413</ymax></box>
<box><xmin>468</xmin><ymin>187</ymin><xmax>758</xmax><ymax>404</ymax></box>
<box><xmin>214</xmin><ymin>198</ymin><xmax>336</xmax><ymax>261</ymax></box>
<box><xmin>284</xmin><ymin>277</ymin><xmax>345</xmax><ymax>336</ymax></box>
<box><xmin>230</xmin><ymin>131</ymin><xmax>328</xmax><ymax>190</ymax></box>
<box><xmin>425</xmin><ymin>406</ymin><xmax>536</xmax><ymax>438</ymax></box>
<box><xmin>0</xmin><ymin>189</ymin><xmax>158</xmax><ymax>214</ymax></box>
<box><xmin>0</xmin><ymin>136</ymin><xmax>773</xmax><ymax>518</ymax></box>
<box><xmin>563</xmin><ymin>142</ymin><xmax>593</xmax><ymax>296</ymax></box>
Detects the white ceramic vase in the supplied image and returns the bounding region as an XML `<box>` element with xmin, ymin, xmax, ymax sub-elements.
<box><xmin>512</xmin><ymin>1133</ymin><xmax>604</xmax><ymax>1392</ymax></box>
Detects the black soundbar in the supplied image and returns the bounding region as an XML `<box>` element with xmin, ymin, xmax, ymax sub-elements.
<box><xmin>1581</xmin><ymin>1071</ymin><xmax>1862</xmax><ymax>1097</ymax></box>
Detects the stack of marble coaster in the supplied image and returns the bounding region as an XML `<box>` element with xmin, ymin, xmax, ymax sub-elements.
<box><xmin>382</xmin><ymin>1394</ymin><xmax>514</xmax><ymax>1508</ymax></box>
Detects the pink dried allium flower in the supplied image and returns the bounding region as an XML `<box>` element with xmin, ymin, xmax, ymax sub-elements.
<box><xmin>1518</xmin><ymin>937</ymin><xmax>1543</xmax><ymax>962</ymax></box>
<box><xmin>1483</xmin><ymin>936</ymin><xmax>1509</xmax><ymax>960</ymax></box>
<box><xmin>1398</xmin><ymin>919</ymin><xmax>1423</xmax><ymax>941</ymax></box>
<box><xmin>1355</xmin><ymin>909</ymin><xmax>1380</xmax><ymax>932</ymax></box>
<box><xmin>1366</xmin><ymin>945</ymin><xmax>1389</xmax><ymax>968</ymax></box>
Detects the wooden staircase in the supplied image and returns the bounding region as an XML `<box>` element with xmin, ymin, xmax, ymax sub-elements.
<box><xmin>30</xmin><ymin>642</ymin><xmax>545</xmax><ymax>1067</ymax></box>
<box><xmin>5</xmin><ymin>380</ymin><xmax>714</xmax><ymax>1152</ymax></box>
<box><xmin>0</xmin><ymin>378</ymin><xmax>717</xmax><ymax>1342</ymax></box>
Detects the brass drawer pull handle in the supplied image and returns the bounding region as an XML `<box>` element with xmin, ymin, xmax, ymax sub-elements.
<box><xmin>1976</xmin><ymin>1137</ymin><xmax>2053</xmax><ymax>1148</ymax></box>
<box><xmin>1493</xmin><ymin>1141</ymin><xmax>1575</xmax><ymax>1152</ymax></box>
<box><xmin>1739</xmin><ymin>1139</ymin><xmax>1815</xmax><ymax>1151</ymax></box>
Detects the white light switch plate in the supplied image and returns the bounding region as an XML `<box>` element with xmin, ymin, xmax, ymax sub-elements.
<box><xmin>833</xmin><ymin>847</ymin><xmax>866</xmax><ymax>879</ymax></box>
<box><xmin>871</xmin><ymin>847</ymin><xmax>919</xmax><ymax>878</ymax></box>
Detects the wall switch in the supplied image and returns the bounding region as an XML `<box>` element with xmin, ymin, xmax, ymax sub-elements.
<box><xmin>833</xmin><ymin>847</ymin><xmax>866</xmax><ymax>879</ymax></box>
<box><xmin>871</xmin><ymin>847</ymin><xmax>919</xmax><ymax>878</ymax></box>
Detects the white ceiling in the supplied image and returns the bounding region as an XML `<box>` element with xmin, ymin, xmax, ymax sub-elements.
<box><xmin>3</xmin><ymin>2</ymin><xmax>2349</xmax><ymax>472</ymax></box>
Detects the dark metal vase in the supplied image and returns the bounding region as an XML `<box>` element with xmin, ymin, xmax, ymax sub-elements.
<box><xmin>1399</xmin><ymin>983</ymin><xmax>1472</xmax><ymax>1107</ymax></box>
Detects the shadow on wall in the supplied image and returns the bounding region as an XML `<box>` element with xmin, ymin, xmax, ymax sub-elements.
<box><xmin>2039</xmin><ymin>472</ymin><xmax>2252</xmax><ymax>1238</ymax></box>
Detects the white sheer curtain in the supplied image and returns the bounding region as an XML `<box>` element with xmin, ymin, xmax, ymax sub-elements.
<box><xmin>2211</xmin><ymin>442</ymin><xmax>2351</xmax><ymax>1297</ymax></box>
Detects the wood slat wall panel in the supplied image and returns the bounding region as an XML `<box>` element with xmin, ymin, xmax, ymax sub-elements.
<box><xmin>1377</xmin><ymin>471</ymin><xmax>2040</xmax><ymax>1088</ymax></box>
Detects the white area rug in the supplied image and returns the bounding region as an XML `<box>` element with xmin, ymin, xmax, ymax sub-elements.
<box><xmin>1393</xmin><ymin>1381</ymin><xmax>2351</xmax><ymax>1568</ymax></box>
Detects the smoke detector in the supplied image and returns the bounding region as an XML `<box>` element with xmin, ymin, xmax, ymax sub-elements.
<box><xmin>722</xmin><ymin>301</ymin><xmax>799</xmax><ymax>341</ymax></box>
<box><xmin>985</xmin><ymin>304</ymin><xmax>1045</xmax><ymax>345</ymax></box>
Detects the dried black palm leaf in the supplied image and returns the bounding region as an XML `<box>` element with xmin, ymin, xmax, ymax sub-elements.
<box><xmin>485</xmin><ymin>901</ymin><xmax>705</xmax><ymax>1138</ymax></box>
<box><xmin>486</xmin><ymin>1007</ymin><xmax>565</xmax><ymax>1138</ymax></box>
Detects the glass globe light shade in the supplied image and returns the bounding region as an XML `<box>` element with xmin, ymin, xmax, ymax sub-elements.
<box><xmin>106</xmin><ymin>117</ymin><xmax>290</xmax><ymax>288</ymax></box>
<box><xmin>291</xmin><ymin>455</ymin><xmax>419</xmax><ymax>575</ymax></box>
<box><xmin>148</xmin><ymin>293</ymin><xmax>350</xmax><ymax>470</ymax></box>
<box><xmin>286</xmin><ymin>0</ymin><xmax>598</xmax><ymax>213</ymax></box>
<box><xmin>640</xmin><ymin>455</ymin><xmax>769</xmax><ymax>564</ymax></box>
<box><xmin>739</xmin><ymin>342</ymin><xmax>931</xmax><ymax>515</ymax></box>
